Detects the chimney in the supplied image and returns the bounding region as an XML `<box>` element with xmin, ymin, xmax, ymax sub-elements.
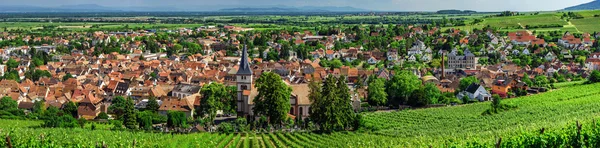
<box><xmin>441</xmin><ymin>51</ymin><xmax>445</xmax><ymax>79</ymax></box>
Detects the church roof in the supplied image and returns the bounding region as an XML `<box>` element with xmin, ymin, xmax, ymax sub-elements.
<box><xmin>236</xmin><ymin>44</ymin><xmax>253</xmax><ymax>75</ymax></box>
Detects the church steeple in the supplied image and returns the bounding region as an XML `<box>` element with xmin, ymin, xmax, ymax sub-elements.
<box><xmin>236</xmin><ymin>44</ymin><xmax>252</xmax><ymax>75</ymax></box>
<box><xmin>236</xmin><ymin>43</ymin><xmax>253</xmax><ymax>117</ymax></box>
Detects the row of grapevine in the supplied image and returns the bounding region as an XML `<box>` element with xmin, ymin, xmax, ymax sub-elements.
<box><xmin>2</xmin><ymin>83</ymin><xmax>600</xmax><ymax>147</ymax></box>
<box><xmin>358</xmin><ymin>83</ymin><xmax>600</xmax><ymax>146</ymax></box>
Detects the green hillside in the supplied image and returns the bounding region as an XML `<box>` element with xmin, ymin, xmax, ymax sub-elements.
<box><xmin>449</xmin><ymin>10</ymin><xmax>600</xmax><ymax>33</ymax></box>
<box><xmin>361</xmin><ymin>82</ymin><xmax>600</xmax><ymax>146</ymax></box>
<box><xmin>1</xmin><ymin>83</ymin><xmax>600</xmax><ymax>147</ymax></box>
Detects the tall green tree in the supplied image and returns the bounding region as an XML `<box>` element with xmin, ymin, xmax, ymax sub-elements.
<box><xmin>146</xmin><ymin>97</ymin><xmax>160</xmax><ymax>112</ymax></box>
<box><xmin>335</xmin><ymin>76</ymin><xmax>356</xmax><ymax>130</ymax></box>
<box><xmin>25</xmin><ymin>69</ymin><xmax>51</xmax><ymax>82</ymax></box>
<box><xmin>386</xmin><ymin>71</ymin><xmax>421</xmax><ymax>105</ymax></box>
<box><xmin>224</xmin><ymin>86</ymin><xmax>237</xmax><ymax>114</ymax></box>
<box><xmin>423</xmin><ymin>83</ymin><xmax>442</xmax><ymax>105</ymax></box>
<box><xmin>109</xmin><ymin>96</ymin><xmax>127</xmax><ymax>119</ymax></box>
<box><xmin>137</xmin><ymin>111</ymin><xmax>155</xmax><ymax>130</ymax></box>
<box><xmin>491</xmin><ymin>94</ymin><xmax>502</xmax><ymax>113</ymax></box>
<box><xmin>253</xmin><ymin>72</ymin><xmax>292</xmax><ymax>125</ymax></box>
<box><xmin>535</xmin><ymin>75</ymin><xmax>550</xmax><ymax>87</ymax></box>
<box><xmin>198</xmin><ymin>83</ymin><xmax>227</xmax><ymax>124</ymax></box>
<box><xmin>408</xmin><ymin>86</ymin><xmax>428</xmax><ymax>107</ymax></box>
<box><xmin>62</xmin><ymin>73</ymin><xmax>74</xmax><ymax>81</ymax></box>
<box><xmin>6</xmin><ymin>58</ymin><xmax>18</xmax><ymax>70</ymax></box>
<box><xmin>32</xmin><ymin>100</ymin><xmax>46</xmax><ymax>114</ymax></box>
<box><xmin>309</xmin><ymin>75</ymin><xmax>358</xmax><ymax>132</ymax></box>
<box><xmin>367</xmin><ymin>78</ymin><xmax>387</xmax><ymax>106</ymax></box>
<box><xmin>63</xmin><ymin>101</ymin><xmax>78</xmax><ymax>118</ymax></box>
<box><xmin>459</xmin><ymin>76</ymin><xmax>479</xmax><ymax>92</ymax></box>
<box><xmin>522</xmin><ymin>73</ymin><xmax>533</xmax><ymax>86</ymax></box>
<box><xmin>0</xmin><ymin>96</ymin><xmax>17</xmax><ymax>110</ymax></box>
<box><xmin>123</xmin><ymin>97</ymin><xmax>137</xmax><ymax>129</ymax></box>
<box><xmin>167</xmin><ymin>111</ymin><xmax>188</xmax><ymax>128</ymax></box>
<box><xmin>588</xmin><ymin>70</ymin><xmax>600</xmax><ymax>83</ymax></box>
<box><xmin>167</xmin><ymin>44</ymin><xmax>183</xmax><ymax>56</ymax></box>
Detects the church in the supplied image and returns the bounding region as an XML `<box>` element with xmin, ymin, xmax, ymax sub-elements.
<box><xmin>235</xmin><ymin>45</ymin><xmax>311</xmax><ymax>120</ymax></box>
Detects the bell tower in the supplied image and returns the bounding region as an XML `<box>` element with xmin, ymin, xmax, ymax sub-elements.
<box><xmin>236</xmin><ymin>44</ymin><xmax>253</xmax><ymax>116</ymax></box>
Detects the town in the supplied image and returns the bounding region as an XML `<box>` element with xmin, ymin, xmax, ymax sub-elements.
<box><xmin>0</xmin><ymin>24</ymin><xmax>594</xmax><ymax>119</ymax></box>
<box><xmin>2</xmin><ymin>1</ymin><xmax>600</xmax><ymax>147</ymax></box>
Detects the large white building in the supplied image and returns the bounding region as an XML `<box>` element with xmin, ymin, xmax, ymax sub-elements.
<box><xmin>447</xmin><ymin>49</ymin><xmax>476</xmax><ymax>70</ymax></box>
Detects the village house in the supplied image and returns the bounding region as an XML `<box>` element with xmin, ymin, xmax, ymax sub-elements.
<box><xmin>171</xmin><ymin>84</ymin><xmax>201</xmax><ymax>99</ymax></box>
<box><xmin>457</xmin><ymin>83</ymin><xmax>491</xmax><ymax>102</ymax></box>
<box><xmin>558</xmin><ymin>32</ymin><xmax>583</xmax><ymax>49</ymax></box>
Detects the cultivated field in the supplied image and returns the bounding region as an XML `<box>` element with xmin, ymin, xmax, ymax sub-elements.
<box><xmin>360</xmin><ymin>82</ymin><xmax>600</xmax><ymax>146</ymax></box>
<box><xmin>2</xmin><ymin>83</ymin><xmax>600</xmax><ymax>147</ymax></box>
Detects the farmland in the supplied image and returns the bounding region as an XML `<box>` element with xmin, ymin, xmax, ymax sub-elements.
<box><xmin>360</xmin><ymin>82</ymin><xmax>600</xmax><ymax>146</ymax></box>
<box><xmin>1</xmin><ymin>83</ymin><xmax>600</xmax><ymax>147</ymax></box>
<box><xmin>447</xmin><ymin>10</ymin><xmax>600</xmax><ymax>33</ymax></box>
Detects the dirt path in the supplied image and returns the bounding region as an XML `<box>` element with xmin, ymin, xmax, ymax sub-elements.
<box><xmin>224</xmin><ymin>136</ymin><xmax>236</xmax><ymax>148</ymax></box>
<box><xmin>566</xmin><ymin>21</ymin><xmax>582</xmax><ymax>33</ymax></box>
<box><xmin>256</xmin><ymin>136</ymin><xmax>266</xmax><ymax>148</ymax></box>
<box><xmin>517</xmin><ymin>23</ymin><xmax>533</xmax><ymax>34</ymax></box>
<box><xmin>263</xmin><ymin>135</ymin><xmax>277</xmax><ymax>148</ymax></box>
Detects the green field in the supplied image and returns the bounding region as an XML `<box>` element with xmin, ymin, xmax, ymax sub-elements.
<box><xmin>484</xmin><ymin>13</ymin><xmax>567</xmax><ymax>28</ymax></box>
<box><xmin>571</xmin><ymin>17</ymin><xmax>600</xmax><ymax>33</ymax></box>
<box><xmin>443</xmin><ymin>10</ymin><xmax>600</xmax><ymax>33</ymax></box>
<box><xmin>0</xmin><ymin>22</ymin><xmax>205</xmax><ymax>31</ymax></box>
<box><xmin>360</xmin><ymin>82</ymin><xmax>600</xmax><ymax>146</ymax></box>
<box><xmin>1</xmin><ymin>83</ymin><xmax>600</xmax><ymax>147</ymax></box>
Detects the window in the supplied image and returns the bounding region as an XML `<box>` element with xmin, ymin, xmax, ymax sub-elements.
<box><xmin>299</xmin><ymin>107</ymin><xmax>303</xmax><ymax>116</ymax></box>
<box><xmin>241</xmin><ymin>85</ymin><xmax>248</xmax><ymax>90</ymax></box>
<box><xmin>290</xmin><ymin>107</ymin><xmax>294</xmax><ymax>114</ymax></box>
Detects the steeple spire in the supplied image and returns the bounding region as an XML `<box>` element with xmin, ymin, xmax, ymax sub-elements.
<box><xmin>236</xmin><ymin>43</ymin><xmax>253</xmax><ymax>75</ymax></box>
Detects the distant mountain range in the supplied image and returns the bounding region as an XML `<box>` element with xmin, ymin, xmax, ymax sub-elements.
<box><xmin>219</xmin><ymin>6</ymin><xmax>368</xmax><ymax>12</ymax></box>
<box><xmin>0</xmin><ymin>4</ymin><xmax>175</xmax><ymax>12</ymax></box>
<box><xmin>0</xmin><ymin>4</ymin><xmax>368</xmax><ymax>12</ymax></box>
<box><xmin>564</xmin><ymin>0</ymin><xmax>600</xmax><ymax>10</ymax></box>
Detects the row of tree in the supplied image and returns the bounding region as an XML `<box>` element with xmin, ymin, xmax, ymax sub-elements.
<box><xmin>368</xmin><ymin>70</ymin><xmax>448</xmax><ymax>108</ymax></box>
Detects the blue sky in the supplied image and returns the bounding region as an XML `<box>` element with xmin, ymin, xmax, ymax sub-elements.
<box><xmin>0</xmin><ymin>0</ymin><xmax>594</xmax><ymax>11</ymax></box>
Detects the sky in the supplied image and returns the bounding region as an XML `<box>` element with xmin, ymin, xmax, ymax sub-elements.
<box><xmin>0</xmin><ymin>0</ymin><xmax>594</xmax><ymax>11</ymax></box>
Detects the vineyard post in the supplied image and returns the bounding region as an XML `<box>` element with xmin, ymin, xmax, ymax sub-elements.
<box><xmin>576</xmin><ymin>121</ymin><xmax>582</xmax><ymax>147</ymax></box>
<box><xmin>133</xmin><ymin>139</ymin><xmax>137</xmax><ymax>147</ymax></box>
<box><xmin>495</xmin><ymin>137</ymin><xmax>502</xmax><ymax>148</ymax></box>
<box><xmin>102</xmin><ymin>141</ymin><xmax>107</xmax><ymax>148</ymax></box>
<box><xmin>5</xmin><ymin>133</ymin><xmax>12</xmax><ymax>148</ymax></box>
<box><xmin>577</xmin><ymin>121</ymin><xmax>582</xmax><ymax>136</ymax></box>
<box><xmin>40</xmin><ymin>134</ymin><xmax>44</xmax><ymax>145</ymax></box>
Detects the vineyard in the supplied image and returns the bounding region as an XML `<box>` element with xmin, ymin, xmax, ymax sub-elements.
<box><xmin>0</xmin><ymin>119</ymin><xmax>408</xmax><ymax>147</ymax></box>
<box><xmin>361</xmin><ymin>82</ymin><xmax>600</xmax><ymax>146</ymax></box>
<box><xmin>2</xmin><ymin>83</ymin><xmax>600</xmax><ymax>147</ymax></box>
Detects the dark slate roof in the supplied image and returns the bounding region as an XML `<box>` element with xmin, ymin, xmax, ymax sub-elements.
<box><xmin>116</xmin><ymin>81</ymin><xmax>130</xmax><ymax>90</ymax></box>
<box><xmin>18</xmin><ymin>102</ymin><xmax>34</xmax><ymax>110</ymax></box>
<box><xmin>236</xmin><ymin>44</ymin><xmax>253</xmax><ymax>75</ymax></box>
<box><xmin>494</xmin><ymin>77</ymin><xmax>513</xmax><ymax>86</ymax></box>
<box><xmin>516</xmin><ymin>82</ymin><xmax>527</xmax><ymax>87</ymax></box>
<box><xmin>465</xmin><ymin>83</ymin><xmax>481</xmax><ymax>93</ymax></box>
<box><xmin>173</xmin><ymin>84</ymin><xmax>201</xmax><ymax>94</ymax></box>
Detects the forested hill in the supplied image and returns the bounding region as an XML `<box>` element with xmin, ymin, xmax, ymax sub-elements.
<box><xmin>565</xmin><ymin>0</ymin><xmax>600</xmax><ymax>10</ymax></box>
